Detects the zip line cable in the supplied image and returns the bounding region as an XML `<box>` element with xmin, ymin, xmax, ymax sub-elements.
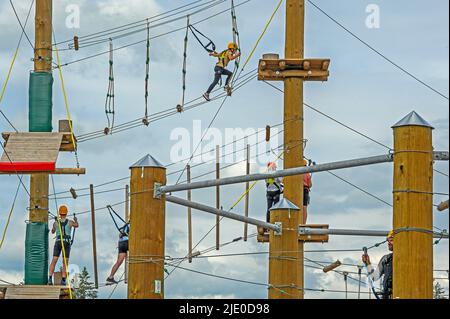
<box><xmin>307</xmin><ymin>0</ymin><xmax>449</xmax><ymax>101</ymax></box>
<box><xmin>8</xmin><ymin>0</ymin><xmax>35</xmax><ymax>50</ymax></box>
<box><xmin>55</xmin><ymin>0</ymin><xmax>208</xmax><ymax>46</ymax></box>
<box><xmin>263</xmin><ymin>81</ymin><xmax>449</xmax><ymax>179</ymax></box>
<box><xmin>68</xmin><ymin>0</ymin><xmax>227</xmax><ymax>50</ymax></box>
<box><xmin>75</xmin><ymin>69</ymin><xmax>258</xmax><ymax>143</ymax></box>
<box><xmin>1</xmin><ymin>0</ymin><xmax>34</xmax><ymax>105</ymax></box>
<box><xmin>53</xmin><ymin>0</ymin><xmax>253</xmax><ymax>69</ymax></box>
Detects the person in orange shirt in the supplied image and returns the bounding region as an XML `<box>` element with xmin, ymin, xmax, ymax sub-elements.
<box><xmin>303</xmin><ymin>159</ymin><xmax>312</xmax><ymax>224</ymax></box>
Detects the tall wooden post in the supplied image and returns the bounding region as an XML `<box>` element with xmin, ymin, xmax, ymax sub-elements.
<box><xmin>90</xmin><ymin>184</ymin><xmax>99</xmax><ymax>289</ymax></box>
<box><xmin>215</xmin><ymin>145</ymin><xmax>220</xmax><ymax>250</ymax></box>
<box><xmin>268</xmin><ymin>198</ymin><xmax>300</xmax><ymax>299</ymax></box>
<box><xmin>128</xmin><ymin>155</ymin><xmax>166</xmax><ymax>299</ymax></box>
<box><xmin>392</xmin><ymin>111</ymin><xmax>434</xmax><ymax>299</ymax></box>
<box><xmin>284</xmin><ymin>0</ymin><xmax>305</xmax><ymax>298</ymax></box>
<box><xmin>25</xmin><ymin>0</ymin><xmax>53</xmax><ymax>285</ymax></box>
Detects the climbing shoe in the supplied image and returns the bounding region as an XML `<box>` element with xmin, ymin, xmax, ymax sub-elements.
<box><xmin>60</xmin><ymin>278</ymin><xmax>67</xmax><ymax>286</ymax></box>
<box><xmin>106</xmin><ymin>277</ymin><xmax>118</xmax><ymax>285</ymax></box>
<box><xmin>203</xmin><ymin>93</ymin><xmax>210</xmax><ymax>101</ymax></box>
<box><xmin>48</xmin><ymin>276</ymin><xmax>53</xmax><ymax>286</ymax></box>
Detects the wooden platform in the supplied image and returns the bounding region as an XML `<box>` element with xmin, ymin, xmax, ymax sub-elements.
<box><xmin>258</xmin><ymin>58</ymin><xmax>330</xmax><ymax>81</ymax></box>
<box><xmin>0</xmin><ymin>285</ymin><xmax>72</xmax><ymax>299</ymax></box>
<box><xmin>257</xmin><ymin>224</ymin><xmax>329</xmax><ymax>243</ymax></box>
<box><xmin>0</xmin><ymin>132</ymin><xmax>79</xmax><ymax>173</ymax></box>
<box><xmin>2</xmin><ymin>132</ymin><xmax>77</xmax><ymax>153</ymax></box>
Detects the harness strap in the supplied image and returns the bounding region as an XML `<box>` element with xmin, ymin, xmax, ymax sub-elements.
<box><xmin>188</xmin><ymin>24</ymin><xmax>216</xmax><ymax>53</ymax></box>
<box><xmin>107</xmin><ymin>205</ymin><xmax>128</xmax><ymax>236</ymax></box>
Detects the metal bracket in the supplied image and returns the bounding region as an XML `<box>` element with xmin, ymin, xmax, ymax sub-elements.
<box><xmin>274</xmin><ymin>222</ymin><xmax>282</xmax><ymax>236</ymax></box>
<box><xmin>154</xmin><ymin>183</ymin><xmax>162</xmax><ymax>199</ymax></box>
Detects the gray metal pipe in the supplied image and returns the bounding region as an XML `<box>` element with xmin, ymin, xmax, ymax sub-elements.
<box><xmin>160</xmin><ymin>154</ymin><xmax>394</xmax><ymax>194</ymax></box>
<box><xmin>166</xmin><ymin>195</ymin><xmax>280</xmax><ymax>232</ymax></box>
<box><xmin>299</xmin><ymin>227</ymin><xmax>449</xmax><ymax>239</ymax></box>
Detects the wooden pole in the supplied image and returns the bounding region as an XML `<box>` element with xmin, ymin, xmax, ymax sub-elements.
<box><xmin>283</xmin><ymin>0</ymin><xmax>304</xmax><ymax>298</ymax></box>
<box><xmin>392</xmin><ymin>112</ymin><xmax>434</xmax><ymax>299</ymax></box>
<box><xmin>128</xmin><ymin>155</ymin><xmax>166</xmax><ymax>299</ymax></box>
<box><xmin>34</xmin><ymin>0</ymin><xmax>53</xmax><ymax>73</ymax></box>
<box><xmin>268</xmin><ymin>198</ymin><xmax>300</xmax><ymax>299</ymax></box>
<box><xmin>29</xmin><ymin>0</ymin><xmax>53</xmax><ymax>224</ymax></box>
<box><xmin>187</xmin><ymin>165</ymin><xmax>193</xmax><ymax>263</ymax></box>
<box><xmin>89</xmin><ymin>184</ymin><xmax>99</xmax><ymax>289</ymax></box>
<box><xmin>244</xmin><ymin>144</ymin><xmax>250</xmax><ymax>241</ymax></box>
<box><xmin>125</xmin><ymin>184</ymin><xmax>129</xmax><ymax>284</ymax></box>
<box><xmin>215</xmin><ymin>145</ymin><xmax>220</xmax><ymax>250</ymax></box>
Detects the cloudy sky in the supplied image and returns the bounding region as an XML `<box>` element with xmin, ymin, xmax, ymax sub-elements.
<box><xmin>0</xmin><ymin>0</ymin><xmax>448</xmax><ymax>299</ymax></box>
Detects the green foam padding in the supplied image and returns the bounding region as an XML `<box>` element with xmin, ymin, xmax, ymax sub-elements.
<box><xmin>24</xmin><ymin>222</ymin><xmax>49</xmax><ymax>285</ymax></box>
<box><xmin>29</xmin><ymin>72</ymin><xmax>53</xmax><ymax>132</ymax></box>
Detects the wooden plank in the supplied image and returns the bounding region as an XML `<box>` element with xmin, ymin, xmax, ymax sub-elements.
<box><xmin>257</xmin><ymin>224</ymin><xmax>329</xmax><ymax>243</ymax></box>
<box><xmin>2</xmin><ymin>132</ymin><xmax>76</xmax><ymax>152</ymax></box>
<box><xmin>5</xmin><ymin>286</ymin><xmax>62</xmax><ymax>299</ymax></box>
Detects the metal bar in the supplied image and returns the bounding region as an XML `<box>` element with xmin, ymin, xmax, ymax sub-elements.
<box><xmin>433</xmin><ymin>151</ymin><xmax>449</xmax><ymax>161</ymax></box>
<box><xmin>299</xmin><ymin>227</ymin><xmax>449</xmax><ymax>239</ymax></box>
<box><xmin>160</xmin><ymin>154</ymin><xmax>394</xmax><ymax>194</ymax></box>
<box><xmin>166</xmin><ymin>195</ymin><xmax>280</xmax><ymax>232</ymax></box>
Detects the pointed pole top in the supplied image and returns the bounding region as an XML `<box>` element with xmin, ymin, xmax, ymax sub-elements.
<box><xmin>270</xmin><ymin>197</ymin><xmax>300</xmax><ymax>211</ymax></box>
<box><xmin>392</xmin><ymin>111</ymin><xmax>434</xmax><ymax>129</ymax></box>
<box><xmin>130</xmin><ymin>154</ymin><xmax>165</xmax><ymax>169</ymax></box>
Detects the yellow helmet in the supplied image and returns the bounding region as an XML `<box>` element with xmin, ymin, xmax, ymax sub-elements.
<box><xmin>59</xmin><ymin>205</ymin><xmax>68</xmax><ymax>217</ymax></box>
<box><xmin>228</xmin><ymin>42</ymin><xmax>238</xmax><ymax>50</ymax></box>
<box><xmin>387</xmin><ymin>230</ymin><xmax>395</xmax><ymax>239</ymax></box>
<box><xmin>303</xmin><ymin>159</ymin><xmax>308</xmax><ymax>166</ymax></box>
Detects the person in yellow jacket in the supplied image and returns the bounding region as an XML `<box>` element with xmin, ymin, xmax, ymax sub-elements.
<box><xmin>203</xmin><ymin>42</ymin><xmax>241</xmax><ymax>101</ymax></box>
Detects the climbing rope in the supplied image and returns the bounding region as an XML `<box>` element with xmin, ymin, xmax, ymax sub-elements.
<box><xmin>51</xmin><ymin>176</ymin><xmax>73</xmax><ymax>299</ymax></box>
<box><xmin>188</xmin><ymin>24</ymin><xmax>216</xmax><ymax>53</ymax></box>
<box><xmin>230</xmin><ymin>0</ymin><xmax>241</xmax><ymax>85</ymax></box>
<box><xmin>143</xmin><ymin>21</ymin><xmax>150</xmax><ymax>126</ymax></box>
<box><xmin>178</xmin><ymin>16</ymin><xmax>190</xmax><ymax>112</ymax></box>
<box><xmin>0</xmin><ymin>182</ymin><xmax>21</xmax><ymax>250</ymax></box>
<box><xmin>105</xmin><ymin>39</ymin><xmax>115</xmax><ymax>134</ymax></box>
<box><xmin>53</xmin><ymin>30</ymin><xmax>80</xmax><ymax>168</ymax></box>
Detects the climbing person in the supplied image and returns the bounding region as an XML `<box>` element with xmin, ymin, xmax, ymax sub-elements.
<box><xmin>48</xmin><ymin>205</ymin><xmax>79</xmax><ymax>286</ymax></box>
<box><xmin>258</xmin><ymin>162</ymin><xmax>284</xmax><ymax>235</ymax></box>
<box><xmin>203</xmin><ymin>42</ymin><xmax>241</xmax><ymax>101</ymax></box>
<box><xmin>362</xmin><ymin>230</ymin><xmax>394</xmax><ymax>299</ymax></box>
<box><xmin>106</xmin><ymin>220</ymin><xmax>130</xmax><ymax>285</ymax></box>
<box><xmin>303</xmin><ymin>159</ymin><xmax>312</xmax><ymax>224</ymax></box>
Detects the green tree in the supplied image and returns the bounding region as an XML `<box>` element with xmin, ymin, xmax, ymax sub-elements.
<box><xmin>72</xmin><ymin>267</ymin><xmax>98</xmax><ymax>299</ymax></box>
<box><xmin>433</xmin><ymin>281</ymin><xmax>447</xmax><ymax>299</ymax></box>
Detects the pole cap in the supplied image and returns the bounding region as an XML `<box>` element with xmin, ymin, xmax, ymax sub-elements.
<box><xmin>270</xmin><ymin>197</ymin><xmax>299</xmax><ymax>211</ymax></box>
<box><xmin>392</xmin><ymin>111</ymin><xmax>434</xmax><ymax>129</ymax></box>
<box><xmin>130</xmin><ymin>154</ymin><xmax>165</xmax><ymax>169</ymax></box>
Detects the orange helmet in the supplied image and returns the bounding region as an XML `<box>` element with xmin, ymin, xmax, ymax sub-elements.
<box><xmin>228</xmin><ymin>42</ymin><xmax>238</xmax><ymax>50</ymax></box>
<box><xmin>59</xmin><ymin>205</ymin><xmax>68</xmax><ymax>217</ymax></box>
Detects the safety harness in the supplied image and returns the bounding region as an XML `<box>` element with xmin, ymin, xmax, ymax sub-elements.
<box><xmin>107</xmin><ymin>205</ymin><xmax>129</xmax><ymax>238</ymax></box>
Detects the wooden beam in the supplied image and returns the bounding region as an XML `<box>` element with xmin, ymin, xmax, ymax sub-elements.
<box><xmin>393</xmin><ymin>121</ymin><xmax>433</xmax><ymax>299</ymax></box>
<box><xmin>258</xmin><ymin>58</ymin><xmax>330</xmax><ymax>81</ymax></box>
<box><xmin>0</xmin><ymin>168</ymin><xmax>86</xmax><ymax>175</ymax></box>
<box><xmin>128</xmin><ymin>163</ymin><xmax>166</xmax><ymax>299</ymax></box>
<box><xmin>258</xmin><ymin>224</ymin><xmax>329</xmax><ymax>243</ymax></box>
<box><xmin>34</xmin><ymin>0</ymin><xmax>53</xmax><ymax>73</ymax></box>
<box><xmin>125</xmin><ymin>184</ymin><xmax>129</xmax><ymax>283</ymax></box>
<box><xmin>268</xmin><ymin>200</ymin><xmax>300</xmax><ymax>299</ymax></box>
<box><xmin>90</xmin><ymin>184</ymin><xmax>99</xmax><ymax>289</ymax></box>
<box><xmin>284</xmin><ymin>0</ymin><xmax>305</xmax><ymax>299</ymax></box>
